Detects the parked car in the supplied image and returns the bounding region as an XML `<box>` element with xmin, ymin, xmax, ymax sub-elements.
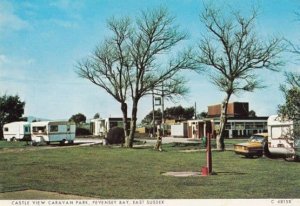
<box><xmin>234</xmin><ymin>133</ymin><xmax>268</xmax><ymax>158</ymax></box>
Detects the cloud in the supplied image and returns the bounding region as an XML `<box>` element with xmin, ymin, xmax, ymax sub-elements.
<box><xmin>50</xmin><ymin>0</ymin><xmax>84</xmax><ymax>11</ymax></box>
<box><xmin>49</xmin><ymin>19</ymin><xmax>79</xmax><ymax>29</ymax></box>
<box><xmin>49</xmin><ymin>0</ymin><xmax>84</xmax><ymax>21</ymax></box>
<box><xmin>0</xmin><ymin>0</ymin><xmax>29</xmax><ymax>31</ymax></box>
<box><xmin>0</xmin><ymin>54</ymin><xmax>36</xmax><ymax>82</ymax></box>
<box><xmin>0</xmin><ymin>54</ymin><xmax>8</xmax><ymax>65</ymax></box>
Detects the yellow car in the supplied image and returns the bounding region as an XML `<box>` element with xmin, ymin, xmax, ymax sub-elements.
<box><xmin>234</xmin><ymin>133</ymin><xmax>268</xmax><ymax>158</ymax></box>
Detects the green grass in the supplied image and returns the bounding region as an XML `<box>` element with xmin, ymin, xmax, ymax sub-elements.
<box><xmin>0</xmin><ymin>140</ymin><xmax>299</xmax><ymax>199</ymax></box>
<box><xmin>0</xmin><ymin>140</ymin><xmax>31</xmax><ymax>149</ymax></box>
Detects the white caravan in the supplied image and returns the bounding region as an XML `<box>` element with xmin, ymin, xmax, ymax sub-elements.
<box><xmin>3</xmin><ymin>122</ymin><xmax>31</xmax><ymax>141</ymax></box>
<box><xmin>171</xmin><ymin>123</ymin><xmax>188</xmax><ymax>138</ymax></box>
<box><xmin>267</xmin><ymin>115</ymin><xmax>300</xmax><ymax>160</ymax></box>
<box><xmin>91</xmin><ymin>117</ymin><xmax>128</xmax><ymax>136</ymax></box>
<box><xmin>31</xmin><ymin>121</ymin><xmax>76</xmax><ymax>145</ymax></box>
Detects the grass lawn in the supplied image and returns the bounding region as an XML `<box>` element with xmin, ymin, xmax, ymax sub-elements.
<box><xmin>0</xmin><ymin>140</ymin><xmax>299</xmax><ymax>199</ymax></box>
<box><xmin>0</xmin><ymin>140</ymin><xmax>31</xmax><ymax>149</ymax></box>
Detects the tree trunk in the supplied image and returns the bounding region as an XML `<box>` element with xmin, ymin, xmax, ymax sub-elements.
<box><xmin>121</xmin><ymin>102</ymin><xmax>129</xmax><ymax>140</ymax></box>
<box><xmin>126</xmin><ymin>99</ymin><xmax>138</xmax><ymax>148</ymax></box>
<box><xmin>216</xmin><ymin>93</ymin><xmax>231</xmax><ymax>151</ymax></box>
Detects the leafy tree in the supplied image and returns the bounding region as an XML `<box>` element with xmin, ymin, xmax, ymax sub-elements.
<box><xmin>0</xmin><ymin>94</ymin><xmax>25</xmax><ymax>138</ymax></box>
<box><xmin>278</xmin><ymin>87</ymin><xmax>300</xmax><ymax>120</ymax></box>
<box><xmin>94</xmin><ymin>113</ymin><xmax>100</xmax><ymax>119</ymax></box>
<box><xmin>164</xmin><ymin>106</ymin><xmax>194</xmax><ymax>120</ymax></box>
<box><xmin>196</xmin><ymin>5</ymin><xmax>283</xmax><ymax>150</ymax></box>
<box><xmin>141</xmin><ymin>106</ymin><xmax>195</xmax><ymax>125</ymax></box>
<box><xmin>141</xmin><ymin>109</ymin><xmax>162</xmax><ymax>126</ymax></box>
<box><xmin>69</xmin><ymin>113</ymin><xmax>86</xmax><ymax>125</ymax></box>
<box><xmin>248</xmin><ymin>110</ymin><xmax>257</xmax><ymax>117</ymax></box>
<box><xmin>197</xmin><ymin>111</ymin><xmax>208</xmax><ymax>119</ymax></box>
<box><xmin>278</xmin><ymin>72</ymin><xmax>300</xmax><ymax>120</ymax></box>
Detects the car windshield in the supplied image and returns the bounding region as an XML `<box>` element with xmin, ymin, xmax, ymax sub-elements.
<box><xmin>248</xmin><ymin>135</ymin><xmax>265</xmax><ymax>143</ymax></box>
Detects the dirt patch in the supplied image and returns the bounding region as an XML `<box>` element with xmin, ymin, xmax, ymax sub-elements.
<box><xmin>162</xmin><ymin>171</ymin><xmax>201</xmax><ymax>177</ymax></box>
<box><xmin>0</xmin><ymin>189</ymin><xmax>94</xmax><ymax>199</ymax></box>
<box><xmin>179</xmin><ymin>149</ymin><xmax>201</xmax><ymax>153</ymax></box>
<box><xmin>179</xmin><ymin>148</ymin><xmax>234</xmax><ymax>153</ymax></box>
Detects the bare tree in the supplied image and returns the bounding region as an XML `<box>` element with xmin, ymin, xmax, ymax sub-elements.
<box><xmin>125</xmin><ymin>7</ymin><xmax>197</xmax><ymax>147</ymax></box>
<box><xmin>196</xmin><ymin>5</ymin><xmax>283</xmax><ymax>150</ymax></box>
<box><xmin>279</xmin><ymin>10</ymin><xmax>300</xmax><ymax>121</ymax></box>
<box><xmin>77</xmin><ymin>7</ymin><xmax>197</xmax><ymax>148</ymax></box>
<box><xmin>77</xmin><ymin>17</ymin><xmax>132</xmax><ymax>138</ymax></box>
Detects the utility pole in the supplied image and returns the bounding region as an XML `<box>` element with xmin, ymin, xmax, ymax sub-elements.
<box><xmin>161</xmin><ymin>83</ymin><xmax>165</xmax><ymax>136</ymax></box>
<box><xmin>152</xmin><ymin>88</ymin><xmax>155</xmax><ymax>138</ymax></box>
<box><xmin>194</xmin><ymin>102</ymin><xmax>197</xmax><ymax>119</ymax></box>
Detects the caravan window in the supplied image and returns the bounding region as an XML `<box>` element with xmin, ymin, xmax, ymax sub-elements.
<box><xmin>4</xmin><ymin>127</ymin><xmax>8</xmax><ymax>132</ymax></box>
<box><xmin>271</xmin><ymin>126</ymin><xmax>292</xmax><ymax>139</ymax></box>
<box><xmin>32</xmin><ymin>126</ymin><xmax>46</xmax><ymax>133</ymax></box>
<box><xmin>24</xmin><ymin>126</ymin><xmax>30</xmax><ymax>133</ymax></box>
<box><xmin>50</xmin><ymin>125</ymin><xmax>58</xmax><ymax>132</ymax></box>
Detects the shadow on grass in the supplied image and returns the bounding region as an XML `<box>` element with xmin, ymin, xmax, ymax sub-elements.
<box><xmin>214</xmin><ymin>171</ymin><xmax>247</xmax><ymax>175</ymax></box>
<box><xmin>47</xmin><ymin>143</ymin><xmax>88</xmax><ymax>147</ymax></box>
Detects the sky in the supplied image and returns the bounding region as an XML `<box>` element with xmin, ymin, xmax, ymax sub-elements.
<box><xmin>0</xmin><ymin>0</ymin><xmax>300</xmax><ymax>122</ymax></box>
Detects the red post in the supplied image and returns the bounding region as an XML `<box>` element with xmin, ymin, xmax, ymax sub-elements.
<box><xmin>207</xmin><ymin>133</ymin><xmax>212</xmax><ymax>174</ymax></box>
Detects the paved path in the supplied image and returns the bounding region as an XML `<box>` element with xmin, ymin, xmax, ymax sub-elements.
<box><xmin>75</xmin><ymin>137</ymin><xmax>200</xmax><ymax>147</ymax></box>
<box><xmin>74</xmin><ymin>138</ymin><xmax>102</xmax><ymax>144</ymax></box>
<box><xmin>137</xmin><ymin>136</ymin><xmax>200</xmax><ymax>145</ymax></box>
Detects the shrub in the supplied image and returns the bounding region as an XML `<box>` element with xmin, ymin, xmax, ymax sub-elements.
<box><xmin>76</xmin><ymin>128</ymin><xmax>91</xmax><ymax>136</ymax></box>
<box><xmin>106</xmin><ymin>127</ymin><xmax>125</xmax><ymax>145</ymax></box>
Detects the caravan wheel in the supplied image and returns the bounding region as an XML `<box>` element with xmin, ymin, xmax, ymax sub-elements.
<box><xmin>284</xmin><ymin>155</ymin><xmax>298</xmax><ymax>162</ymax></box>
<box><xmin>68</xmin><ymin>140</ymin><xmax>74</xmax><ymax>145</ymax></box>
<box><xmin>11</xmin><ymin>137</ymin><xmax>16</xmax><ymax>142</ymax></box>
<box><xmin>60</xmin><ymin>140</ymin><xmax>66</xmax><ymax>145</ymax></box>
<box><xmin>291</xmin><ymin>155</ymin><xmax>300</xmax><ymax>162</ymax></box>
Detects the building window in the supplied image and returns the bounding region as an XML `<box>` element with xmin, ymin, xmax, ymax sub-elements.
<box><xmin>225</xmin><ymin>123</ymin><xmax>231</xmax><ymax>129</ymax></box>
<box><xmin>245</xmin><ymin>122</ymin><xmax>254</xmax><ymax>129</ymax></box>
<box><xmin>235</xmin><ymin>123</ymin><xmax>245</xmax><ymax>130</ymax></box>
<box><xmin>255</xmin><ymin>122</ymin><xmax>264</xmax><ymax>129</ymax></box>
